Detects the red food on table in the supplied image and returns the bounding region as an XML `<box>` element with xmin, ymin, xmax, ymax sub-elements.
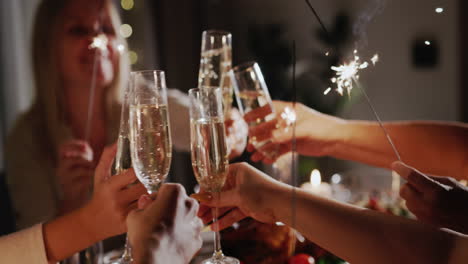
<box><xmin>288</xmin><ymin>253</ymin><xmax>315</xmax><ymax>264</ymax></box>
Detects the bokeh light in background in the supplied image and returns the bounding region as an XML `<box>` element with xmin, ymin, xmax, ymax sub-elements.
<box><xmin>119</xmin><ymin>24</ymin><xmax>133</xmax><ymax>38</ymax></box>
<box><xmin>435</xmin><ymin>7</ymin><xmax>444</xmax><ymax>14</ymax></box>
<box><xmin>121</xmin><ymin>0</ymin><xmax>134</xmax><ymax>11</ymax></box>
<box><xmin>129</xmin><ymin>50</ymin><xmax>138</xmax><ymax>64</ymax></box>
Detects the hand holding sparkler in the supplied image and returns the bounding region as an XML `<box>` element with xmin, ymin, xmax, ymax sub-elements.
<box><xmin>56</xmin><ymin>140</ymin><xmax>94</xmax><ymax>214</ymax></box>
<box><xmin>394</xmin><ymin>161</ymin><xmax>468</xmax><ymax>234</ymax></box>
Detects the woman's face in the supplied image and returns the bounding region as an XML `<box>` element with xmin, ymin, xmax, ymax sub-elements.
<box><xmin>57</xmin><ymin>1</ymin><xmax>121</xmax><ymax>89</ymax></box>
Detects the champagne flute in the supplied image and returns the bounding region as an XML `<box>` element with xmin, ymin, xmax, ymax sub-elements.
<box><xmin>230</xmin><ymin>61</ymin><xmax>276</xmax><ymax>158</ymax></box>
<box><xmin>108</xmin><ymin>80</ymin><xmax>133</xmax><ymax>264</ymax></box>
<box><xmin>189</xmin><ymin>87</ymin><xmax>239</xmax><ymax>264</ymax></box>
<box><xmin>198</xmin><ymin>30</ymin><xmax>233</xmax><ymax>115</ymax></box>
<box><xmin>129</xmin><ymin>70</ymin><xmax>172</xmax><ymax>194</ymax></box>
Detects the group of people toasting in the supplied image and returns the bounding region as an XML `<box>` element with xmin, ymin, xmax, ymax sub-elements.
<box><xmin>1</xmin><ymin>0</ymin><xmax>468</xmax><ymax>263</ymax></box>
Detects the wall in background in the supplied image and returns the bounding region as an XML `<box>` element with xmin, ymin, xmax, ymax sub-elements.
<box><xmin>347</xmin><ymin>0</ymin><xmax>459</xmax><ymax>121</ymax></box>
<box><xmin>223</xmin><ymin>0</ymin><xmax>459</xmax><ymax>121</ymax></box>
<box><xmin>0</xmin><ymin>0</ymin><xmax>39</xmax><ymax>134</ymax></box>
<box><xmin>211</xmin><ymin>0</ymin><xmax>460</xmax><ymax>178</ymax></box>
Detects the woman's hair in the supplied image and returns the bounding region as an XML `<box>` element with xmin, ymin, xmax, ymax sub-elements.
<box><xmin>31</xmin><ymin>0</ymin><xmax>130</xmax><ymax>157</ymax></box>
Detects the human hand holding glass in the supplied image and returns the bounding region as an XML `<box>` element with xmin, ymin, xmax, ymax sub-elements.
<box><xmin>192</xmin><ymin>162</ymin><xmax>280</xmax><ymax>231</ymax></box>
<box><xmin>246</xmin><ymin>100</ymin><xmax>343</xmax><ymax>164</ymax></box>
<box><xmin>129</xmin><ymin>70</ymin><xmax>172</xmax><ymax>194</ymax></box>
<box><xmin>189</xmin><ymin>87</ymin><xmax>239</xmax><ymax>264</ymax></box>
<box><xmin>230</xmin><ymin>62</ymin><xmax>278</xmax><ymax>159</ymax></box>
<box><xmin>127</xmin><ymin>184</ymin><xmax>203</xmax><ymax>264</ymax></box>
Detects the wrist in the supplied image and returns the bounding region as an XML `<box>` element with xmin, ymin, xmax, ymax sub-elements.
<box><xmin>257</xmin><ymin>176</ymin><xmax>291</xmax><ymax>223</ymax></box>
<box><xmin>322</xmin><ymin>117</ymin><xmax>349</xmax><ymax>157</ymax></box>
<box><xmin>76</xmin><ymin>202</ymin><xmax>105</xmax><ymax>243</ymax></box>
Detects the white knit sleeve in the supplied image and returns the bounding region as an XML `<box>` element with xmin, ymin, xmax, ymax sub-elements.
<box><xmin>0</xmin><ymin>224</ymin><xmax>48</xmax><ymax>263</ymax></box>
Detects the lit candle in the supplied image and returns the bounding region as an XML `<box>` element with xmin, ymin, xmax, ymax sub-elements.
<box><xmin>300</xmin><ymin>169</ymin><xmax>332</xmax><ymax>197</ymax></box>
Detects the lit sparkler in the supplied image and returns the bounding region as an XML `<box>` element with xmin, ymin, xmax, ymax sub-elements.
<box><xmin>327</xmin><ymin>50</ymin><xmax>379</xmax><ymax>96</ymax></box>
<box><xmin>89</xmin><ymin>33</ymin><xmax>109</xmax><ymax>52</ymax></box>
<box><xmin>304</xmin><ymin>0</ymin><xmax>402</xmax><ymax>197</ymax></box>
<box><xmin>325</xmin><ymin>49</ymin><xmax>401</xmax><ymax>162</ymax></box>
<box><xmin>84</xmin><ymin>4</ymin><xmax>106</xmax><ymax>141</ymax></box>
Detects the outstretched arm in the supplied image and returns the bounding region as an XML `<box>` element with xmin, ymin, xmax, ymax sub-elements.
<box><xmin>333</xmin><ymin>120</ymin><xmax>468</xmax><ymax>180</ymax></box>
<box><xmin>194</xmin><ymin>163</ymin><xmax>468</xmax><ymax>264</ymax></box>
<box><xmin>248</xmin><ymin>101</ymin><xmax>468</xmax><ymax>180</ymax></box>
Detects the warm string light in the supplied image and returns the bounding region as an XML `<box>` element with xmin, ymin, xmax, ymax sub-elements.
<box><xmin>120</xmin><ymin>24</ymin><xmax>133</xmax><ymax>38</ymax></box>
<box><xmin>121</xmin><ymin>0</ymin><xmax>135</xmax><ymax>10</ymax></box>
<box><xmin>120</xmin><ymin>0</ymin><xmax>137</xmax><ymax>64</ymax></box>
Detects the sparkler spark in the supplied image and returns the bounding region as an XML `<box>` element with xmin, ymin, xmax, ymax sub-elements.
<box><xmin>280</xmin><ymin>107</ymin><xmax>297</xmax><ymax>129</ymax></box>
<box><xmin>89</xmin><ymin>34</ymin><xmax>109</xmax><ymax>52</ymax></box>
<box><xmin>327</xmin><ymin>51</ymin><xmax>379</xmax><ymax>96</ymax></box>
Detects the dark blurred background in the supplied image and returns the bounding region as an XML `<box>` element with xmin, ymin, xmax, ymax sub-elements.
<box><xmin>1</xmin><ymin>0</ymin><xmax>467</xmax><ymax>234</ymax></box>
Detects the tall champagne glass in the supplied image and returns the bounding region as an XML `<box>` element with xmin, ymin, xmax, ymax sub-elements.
<box><xmin>198</xmin><ymin>30</ymin><xmax>233</xmax><ymax>115</ymax></box>
<box><xmin>230</xmin><ymin>61</ymin><xmax>276</xmax><ymax>157</ymax></box>
<box><xmin>189</xmin><ymin>87</ymin><xmax>239</xmax><ymax>264</ymax></box>
<box><xmin>129</xmin><ymin>70</ymin><xmax>172</xmax><ymax>194</ymax></box>
<box><xmin>109</xmin><ymin>81</ymin><xmax>133</xmax><ymax>264</ymax></box>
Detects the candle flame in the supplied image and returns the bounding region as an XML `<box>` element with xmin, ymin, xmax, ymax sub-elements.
<box><xmin>325</xmin><ymin>51</ymin><xmax>379</xmax><ymax>96</ymax></box>
<box><xmin>310</xmin><ymin>169</ymin><xmax>321</xmax><ymax>187</ymax></box>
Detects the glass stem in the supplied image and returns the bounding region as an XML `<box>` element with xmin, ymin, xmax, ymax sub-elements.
<box><xmin>212</xmin><ymin>192</ymin><xmax>224</xmax><ymax>260</ymax></box>
<box><xmin>121</xmin><ymin>235</ymin><xmax>133</xmax><ymax>262</ymax></box>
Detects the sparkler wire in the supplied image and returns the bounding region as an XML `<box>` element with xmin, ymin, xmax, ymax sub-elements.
<box><xmin>305</xmin><ymin>0</ymin><xmax>330</xmax><ymax>36</ymax></box>
<box><xmin>84</xmin><ymin>5</ymin><xmax>106</xmax><ymax>141</ymax></box>
<box><xmin>353</xmin><ymin>78</ymin><xmax>402</xmax><ymax>161</ymax></box>
<box><xmin>291</xmin><ymin>41</ymin><xmax>297</xmax><ymax>232</ymax></box>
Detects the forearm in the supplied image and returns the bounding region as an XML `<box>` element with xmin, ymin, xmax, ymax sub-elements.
<box><xmin>330</xmin><ymin>120</ymin><xmax>468</xmax><ymax>179</ymax></box>
<box><xmin>43</xmin><ymin>204</ymin><xmax>103</xmax><ymax>262</ymax></box>
<box><xmin>264</xmin><ymin>183</ymin><xmax>461</xmax><ymax>264</ymax></box>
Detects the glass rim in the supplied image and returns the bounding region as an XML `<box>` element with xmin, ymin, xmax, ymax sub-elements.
<box><xmin>189</xmin><ymin>87</ymin><xmax>222</xmax><ymax>94</ymax></box>
<box><xmin>203</xmin><ymin>29</ymin><xmax>232</xmax><ymax>37</ymax></box>
<box><xmin>232</xmin><ymin>61</ymin><xmax>258</xmax><ymax>73</ymax></box>
<box><xmin>131</xmin><ymin>70</ymin><xmax>165</xmax><ymax>76</ymax></box>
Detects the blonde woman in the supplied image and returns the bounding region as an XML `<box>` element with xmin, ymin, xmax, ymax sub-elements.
<box><xmin>6</xmin><ymin>0</ymin><xmax>247</xmax><ymax>230</ymax></box>
<box><xmin>6</xmin><ymin>0</ymin><xmax>129</xmax><ymax>229</ymax></box>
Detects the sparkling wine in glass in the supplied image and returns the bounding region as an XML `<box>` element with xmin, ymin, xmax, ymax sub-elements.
<box><xmin>198</xmin><ymin>30</ymin><xmax>233</xmax><ymax>115</ymax></box>
<box><xmin>129</xmin><ymin>70</ymin><xmax>172</xmax><ymax>194</ymax></box>
<box><xmin>189</xmin><ymin>87</ymin><xmax>239</xmax><ymax>264</ymax></box>
<box><xmin>230</xmin><ymin>61</ymin><xmax>276</xmax><ymax>157</ymax></box>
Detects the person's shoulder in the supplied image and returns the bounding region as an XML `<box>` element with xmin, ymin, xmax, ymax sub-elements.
<box><xmin>8</xmin><ymin>109</ymin><xmax>40</xmax><ymax>136</ymax></box>
<box><xmin>6</xmin><ymin>109</ymin><xmax>42</xmax><ymax>150</ymax></box>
